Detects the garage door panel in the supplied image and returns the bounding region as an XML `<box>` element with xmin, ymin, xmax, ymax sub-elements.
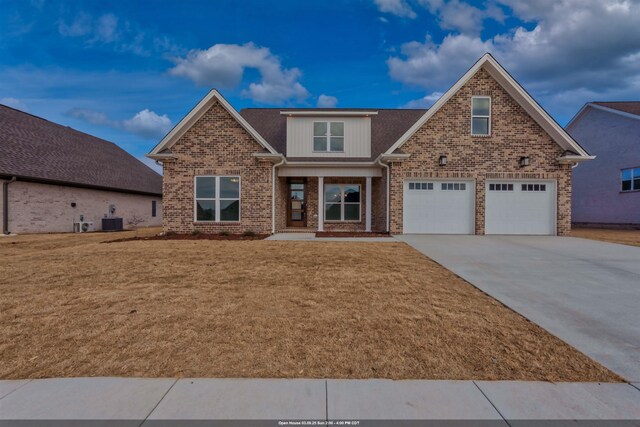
<box><xmin>403</xmin><ymin>180</ymin><xmax>474</xmax><ymax>234</ymax></box>
<box><xmin>485</xmin><ymin>181</ymin><xmax>556</xmax><ymax>235</ymax></box>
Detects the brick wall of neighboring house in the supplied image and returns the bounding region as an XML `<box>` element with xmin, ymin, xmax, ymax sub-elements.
<box><xmin>389</xmin><ymin>68</ymin><xmax>572</xmax><ymax>235</ymax></box>
<box><xmin>0</xmin><ymin>179</ymin><xmax>161</xmax><ymax>233</ymax></box>
<box><xmin>162</xmin><ymin>99</ymin><xmax>273</xmax><ymax>234</ymax></box>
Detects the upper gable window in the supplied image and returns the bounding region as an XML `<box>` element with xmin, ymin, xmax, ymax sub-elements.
<box><xmin>313</xmin><ymin>122</ymin><xmax>344</xmax><ymax>152</ymax></box>
<box><xmin>471</xmin><ymin>96</ymin><xmax>491</xmax><ymax>136</ymax></box>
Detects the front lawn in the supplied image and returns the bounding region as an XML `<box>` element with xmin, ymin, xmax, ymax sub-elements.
<box><xmin>571</xmin><ymin>227</ymin><xmax>640</xmax><ymax>247</ymax></box>
<box><xmin>0</xmin><ymin>232</ymin><xmax>619</xmax><ymax>381</ymax></box>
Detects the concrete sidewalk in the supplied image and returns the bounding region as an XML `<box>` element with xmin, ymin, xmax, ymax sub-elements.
<box><xmin>1</xmin><ymin>378</ymin><xmax>639</xmax><ymax>424</ymax></box>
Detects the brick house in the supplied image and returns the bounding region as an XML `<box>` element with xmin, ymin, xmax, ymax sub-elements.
<box><xmin>148</xmin><ymin>54</ymin><xmax>592</xmax><ymax>236</ymax></box>
<box><xmin>1</xmin><ymin>105</ymin><xmax>162</xmax><ymax>234</ymax></box>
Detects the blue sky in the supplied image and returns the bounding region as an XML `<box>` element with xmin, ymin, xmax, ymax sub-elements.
<box><xmin>2</xmin><ymin>0</ymin><xmax>640</xmax><ymax>173</ymax></box>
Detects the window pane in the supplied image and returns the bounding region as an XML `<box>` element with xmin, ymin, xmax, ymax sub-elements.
<box><xmin>313</xmin><ymin>137</ymin><xmax>327</xmax><ymax>151</ymax></box>
<box><xmin>220</xmin><ymin>200</ymin><xmax>240</xmax><ymax>221</ymax></box>
<box><xmin>634</xmin><ymin>178</ymin><xmax>640</xmax><ymax>191</ymax></box>
<box><xmin>290</xmin><ymin>183</ymin><xmax>304</xmax><ymax>190</ymax></box>
<box><xmin>635</xmin><ymin>168</ymin><xmax>640</xmax><ymax>178</ymax></box>
<box><xmin>313</xmin><ymin>122</ymin><xmax>327</xmax><ymax>136</ymax></box>
<box><xmin>330</xmin><ymin>122</ymin><xmax>344</xmax><ymax>136</ymax></box>
<box><xmin>472</xmin><ymin>97</ymin><xmax>490</xmax><ymax>116</ymax></box>
<box><xmin>472</xmin><ymin>117</ymin><xmax>489</xmax><ymax>135</ymax></box>
<box><xmin>344</xmin><ymin>204</ymin><xmax>360</xmax><ymax>221</ymax></box>
<box><xmin>330</xmin><ymin>137</ymin><xmax>344</xmax><ymax>151</ymax></box>
<box><xmin>344</xmin><ymin>185</ymin><xmax>360</xmax><ymax>202</ymax></box>
<box><xmin>325</xmin><ymin>185</ymin><xmax>342</xmax><ymax>203</ymax></box>
<box><xmin>195</xmin><ymin>177</ymin><xmax>215</xmax><ymax>198</ymax></box>
<box><xmin>621</xmin><ymin>169</ymin><xmax>633</xmax><ymax>180</ymax></box>
<box><xmin>409</xmin><ymin>182</ymin><xmax>415</xmax><ymax>190</ymax></box>
<box><xmin>325</xmin><ymin>203</ymin><xmax>341</xmax><ymax>220</ymax></box>
<box><xmin>196</xmin><ymin>200</ymin><xmax>215</xmax><ymax>221</ymax></box>
<box><xmin>291</xmin><ymin>212</ymin><xmax>302</xmax><ymax>220</ymax></box>
<box><xmin>220</xmin><ymin>177</ymin><xmax>240</xmax><ymax>198</ymax></box>
<box><xmin>291</xmin><ymin>190</ymin><xmax>304</xmax><ymax>200</ymax></box>
<box><xmin>622</xmin><ymin>180</ymin><xmax>632</xmax><ymax>191</ymax></box>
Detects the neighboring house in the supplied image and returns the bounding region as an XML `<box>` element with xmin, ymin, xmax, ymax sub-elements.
<box><xmin>0</xmin><ymin>105</ymin><xmax>163</xmax><ymax>234</ymax></box>
<box><xmin>148</xmin><ymin>54</ymin><xmax>592</xmax><ymax>236</ymax></box>
<box><xmin>567</xmin><ymin>102</ymin><xmax>640</xmax><ymax>227</ymax></box>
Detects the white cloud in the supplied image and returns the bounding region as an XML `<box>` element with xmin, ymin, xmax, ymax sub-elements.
<box><xmin>387</xmin><ymin>0</ymin><xmax>640</xmax><ymax>118</ymax></box>
<box><xmin>403</xmin><ymin>91</ymin><xmax>443</xmax><ymax>108</ymax></box>
<box><xmin>1</xmin><ymin>97</ymin><xmax>29</xmax><ymax>112</ymax></box>
<box><xmin>67</xmin><ymin>108</ymin><xmax>172</xmax><ymax>139</ymax></box>
<box><xmin>373</xmin><ymin>0</ymin><xmax>417</xmax><ymax>18</ymax></box>
<box><xmin>316</xmin><ymin>94</ymin><xmax>339</xmax><ymax>108</ymax></box>
<box><xmin>419</xmin><ymin>0</ymin><xmax>505</xmax><ymax>35</ymax></box>
<box><xmin>123</xmin><ymin>109</ymin><xmax>173</xmax><ymax>139</ymax></box>
<box><xmin>168</xmin><ymin>42</ymin><xmax>310</xmax><ymax>105</ymax></box>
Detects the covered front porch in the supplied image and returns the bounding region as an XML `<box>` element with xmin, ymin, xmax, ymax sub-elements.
<box><xmin>275</xmin><ymin>165</ymin><xmax>387</xmax><ymax>233</ymax></box>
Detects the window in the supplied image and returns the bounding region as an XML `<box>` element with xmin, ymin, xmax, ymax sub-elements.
<box><xmin>441</xmin><ymin>182</ymin><xmax>467</xmax><ymax>191</ymax></box>
<box><xmin>409</xmin><ymin>182</ymin><xmax>434</xmax><ymax>190</ymax></box>
<box><xmin>489</xmin><ymin>183</ymin><xmax>514</xmax><ymax>191</ymax></box>
<box><xmin>621</xmin><ymin>167</ymin><xmax>640</xmax><ymax>192</ymax></box>
<box><xmin>522</xmin><ymin>184</ymin><xmax>546</xmax><ymax>192</ymax></box>
<box><xmin>151</xmin><ymin>200</ymin><xmax>157</xmax><ymax>217</ymax></box>
<box><xmin>325</xmin><ymin>184</ymin><xmax>360</xmax><ymax>221</ymax></box>
<box><xmin>194</xmin><ymin>176</ymin><xmax>240</xmax><ymax>222</ymax></box>
<box><xmin>313</xmin><ymin>122</ymin><xmax>344</xmax><ymax>152</ymax></box>
<box><xmin>472</xmin><ymin>96</ymin><xmax>491</xmax><ymax>136</ymax></box>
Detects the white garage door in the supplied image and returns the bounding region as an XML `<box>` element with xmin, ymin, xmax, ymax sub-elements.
<box><xmin>485</xmin><ymin>181</ymin><xmax>556</xmax><ymax>235</ymax></box>
<box><xmin>403</xmin><ymin>180</ymin><xmax>475</xmax><ymax>234</ymax></box>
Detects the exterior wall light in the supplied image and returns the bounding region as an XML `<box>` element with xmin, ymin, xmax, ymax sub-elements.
<box><xmin>519</xmin><ymin>156</ymin><xmax>530</xmax><ymax>167</ymax></box>
<box><xmin>438</xmin><ymin>155</ymin><xmax>447</xmax><ymax>166</ymax></box>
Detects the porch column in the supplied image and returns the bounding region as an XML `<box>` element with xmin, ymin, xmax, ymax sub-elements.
<box><xmin>366</xmin><ymin>176</ymin><xmax>372</xmax><ymax>232</ymax></box>
<box><xmin>318</xmin><ymin>176</ymin><xmax>324</xmax><ymax>232</ymax></box>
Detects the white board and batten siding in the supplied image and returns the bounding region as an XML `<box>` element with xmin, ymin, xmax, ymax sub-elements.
<box><xmin>485</xmin><ymin>180</ymin><xmax>556</xmax><ymax>235</ymax></box>
<box><xmin>403</xmin><ymin>180</ymin><xmax>475</xmax><ymax>234</ymax></box>
<box><xmin>286</xmin><ymin>117</ymin><xmax>371</xmax><ymax>158</ymax></box>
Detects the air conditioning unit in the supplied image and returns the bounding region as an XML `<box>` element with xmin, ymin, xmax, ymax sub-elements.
<box><xmin>73</xmin><ymin>221</ymin><xmax>95</xmax><ymax>233</ymax></box>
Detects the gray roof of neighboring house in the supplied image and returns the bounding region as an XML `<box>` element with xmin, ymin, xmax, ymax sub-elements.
<box><xmin>0</xmin><ymin>104</ymin><xmax>162</xmax><ymax>196</ymax></box>
<box><xmin>593</xmin><ymin>102</ymin><xmax>640</xmax><ymax>117</ymax></box>
<box><xmin>239</xmin><ymin>108</ymin><xmax>427</xmax><ymax>161</ymax></box>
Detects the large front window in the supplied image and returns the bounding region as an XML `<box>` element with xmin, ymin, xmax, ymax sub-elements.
<box><xmin>621</xmin><ymin>167</ymin><xmax>640</xmax><ymax>192</ymax></box>
<box><xmin>471</xmin><ymin>96</ymin><xmax>491</xmax><ymax>136</ymax></box>
<box><xmin>313</xmin><ymin>122</ymin><xmax>344</xmax><ymax>152</ymax></box>
<box><xmin>325</xmin><ymin>184</ymin><xmax>360</xmax><ymax>221</ymax></box>
<box><xmin>195</xmin><ymin>176</ymin><xmax>240</xmax><ymax>222</ymax></box>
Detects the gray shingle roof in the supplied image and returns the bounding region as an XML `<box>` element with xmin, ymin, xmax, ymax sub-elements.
<box><xmin>593</xmin><ymin>102</ymin><xmax>640</xmax><ymax>117</ymax></box>
<box><xmin>239</xmin><ymin>108</ymin><xmax>427</xmax><ymax>161</ymax></box>
<box><xmin>0</xmin><ymin>104</ymin><xmax>162</xmax><ymax>196</ymax></box>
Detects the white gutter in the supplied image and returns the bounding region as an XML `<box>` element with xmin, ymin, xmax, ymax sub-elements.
<box><xmin>271</xmin><ymin>155</ymin><xmax>286</xmax><ymax>234</ymax></box>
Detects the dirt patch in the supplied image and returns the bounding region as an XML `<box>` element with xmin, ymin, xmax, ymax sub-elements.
<box><xmin>0</xmin><ymin>233</ymin><xmax>621</xmax><ymax>381</ymax></box>
<box><xmin>105</xmin><ymin>233</ymin><xmax>268</xmax><ymax>243</ymax></box>
<box><xmin>315</xmin><ymin>231</ymin><xmax>390</xmax><ymax>238</ymax></box>
<box><xmin>570</xmin><ymin>227</ymin><xmax>640</xmax><ymax>247</ymax></box>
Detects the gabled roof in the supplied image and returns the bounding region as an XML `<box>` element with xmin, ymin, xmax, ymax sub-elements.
<box><xmin>0</xmin><ymin>104</ymin><xmax>162</xmax><ymax>196</ymax></box>
<box><xmin>593</xmin><ymin>102</ymin><xmax>640</xmax><ymax>117</ymax></box>
<box><xmin>566</xmin><ymin>102</ymin><xmax>640</xmax><ymax>130</ymax></box>
<box><xmin>240</xmin><ymin>108</ymin><xmax>426</xmax><ymax>162</ymax></box>
<box><xmin>148</xmin><ymin>89</ymin><xmax>278</xmax><ymax>159</ymax></box>
<box><xmin>385</xmin><ymin>53</ymin><xmax>592</xmax><ymax>161</ymax></box>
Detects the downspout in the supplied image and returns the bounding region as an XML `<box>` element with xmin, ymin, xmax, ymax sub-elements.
<box><xmin>3</xmin><ymin>176</ymin><xmax>17</xmax><ymax>235</ymax></box>
<box><xmin>271</xmin><ymin>156</ymin><xmax>286</xmax><ymax>234</ymax></box>
<box><xmin>376</xmin><ymin>157</ymin><xmax>390</xmax><ymax>233</ymax></box>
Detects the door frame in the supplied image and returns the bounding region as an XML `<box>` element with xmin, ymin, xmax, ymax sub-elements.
<box><xmin>287</xmin><ymin>178</ymin><xmax>307</xmax><ymax>227</ymax></box>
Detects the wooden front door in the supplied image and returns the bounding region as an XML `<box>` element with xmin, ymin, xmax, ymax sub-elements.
<box><xmin>287</xmin><ymin>179</ymin><xmax>306</xmax><ymax>227</ymax></box>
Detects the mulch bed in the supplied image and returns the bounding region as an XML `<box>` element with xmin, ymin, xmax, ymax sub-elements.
<box><xmin>105</xmin><ymin>233</ymin><xmax>268</xmax><ymax>243</ymax></box>
<box><xmin>315</xmin><ymin>231</ymin><xmax>391</xmax><ymax>238</ymax></box>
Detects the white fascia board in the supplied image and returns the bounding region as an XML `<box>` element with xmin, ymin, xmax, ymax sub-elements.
<box><xmin>146</xmin><ymin>153</ymin><xmax>176</xmax><ymax>160</ymax></box>
<box><xmin>385</xmin><ymin>53</ymin><xmax>591</xmax><ymax>159</ymax></box>
<box><xmin>148</xmin><ymin>89</ymin><xmax>278</xmax><ymax>156</ymax></box>
<box><xmin>558</xmin><ymin>155</ymin><xmax>596</xmax><ymax>164</ymax></box>
<box><xmin>280</xmin><ymin>111</ymin><xmax>378</xmax><ymax>117</ymax></box>
<box><xmin>284</xmin><ymin>161</ymin><xmax>378</xmax><ymax>167</ymax></box>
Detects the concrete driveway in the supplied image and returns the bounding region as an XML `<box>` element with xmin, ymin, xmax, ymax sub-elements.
<box><xmin>397</xmin><ymin>235</ymin><xmax>640</xmax><ymax>381</ymax></box>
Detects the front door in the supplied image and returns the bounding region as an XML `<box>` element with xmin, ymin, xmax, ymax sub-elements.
<box><xmin>287</xmin><ymin>180</ymin><xmax>306</xmax><ymax>227</ymax></box>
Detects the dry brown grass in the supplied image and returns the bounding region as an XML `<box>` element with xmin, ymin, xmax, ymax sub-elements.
<box><xmin>570</xmin><ymin>227</ymin><xmax>640</xmax><ymax>247</ymax></box>
<box><xmin>0</xmin><ymin>231</ymin><xmax>620</xmax><ymax>381</ymax></box>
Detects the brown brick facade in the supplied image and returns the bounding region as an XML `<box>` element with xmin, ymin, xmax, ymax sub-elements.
<box><xmin>388</xmin><ymin>68</ymin><xmax>572</xmax><ymax>235</ymax></box>
<box><xmin>162</xmin><ymin>99</ymin><xmax>273</xmax><ymax>234</ymax></box>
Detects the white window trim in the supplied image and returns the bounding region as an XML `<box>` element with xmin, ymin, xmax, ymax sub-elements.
<box><xmin>324</xmin><ymin>184</ymin><xmax>361</xmax><ymax>222</ymax></box>
<box><xmin>471</xmin><ymin>96</ymin><xmax>491</xmax><ymax>137</ymax></box>
<box><xmin>620</xmin><ymin>166</ymin><xmax>640</xmax><ymax>192</ymax></box>
<box><xmin>193</xmin><ymin>175</ymin><xmax>241</xmax><ymax>223</ymax></box>
<box><xmin>313</xmin><ymin>121</ymin><xmax>345</xmax><ymax>153</ymax></box>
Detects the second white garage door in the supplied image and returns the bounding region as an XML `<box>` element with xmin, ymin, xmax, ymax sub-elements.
<box><xmin>485</xmin><ymin>181</ymin><xmax>556</xmax><ymax>235</ymax></box>
<box><xmin>403</xmin><ymin>180</ymin><xmax>475</xmax><ymax>234</ymax></box>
